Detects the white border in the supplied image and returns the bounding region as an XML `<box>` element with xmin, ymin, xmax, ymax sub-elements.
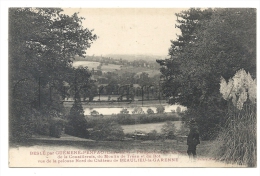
<box><xmin>1</xmin><ymin>0</ymin><xmax>259</xmax><ymax>176</ymax></box>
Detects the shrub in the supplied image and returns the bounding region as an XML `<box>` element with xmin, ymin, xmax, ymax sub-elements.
<box><xmin>36</xmin><ymin>120</ymin><xmax>51</xmax><ymax>136</ymax></box>
<box><xmin>177</xmin><ymin>121</ymin><xmax>189</xmax><ymax>136</ymax></box>
<box><xmin>176</xmin><ymin>106</ymin><xmax>181</xmax><ymax>113</ymax></box>
<box><xmin>90</xmin><ymin>121</ymin><xmax>124</xmax><ymax>141</ymax></box>
<box><xmin>132</xmin><ymin>107</ymin><xmax>145</xmax><ymax>114</ymax></box>
<box><xmin>65</xmin><ymin>100</ymin><xmax>89</xmax><ymax>138</ymax></box>
<box><xmin>90</xmin><ymin>110</ymin><xmax>99</xmax><ymax>116</ymax></box>
<box><xmin>120</xmin><ymin>108</ymin><xmax>129</xmax><ymax>114</ymax></box>
<box><xmin>156</xmin><ymin>105</ymin><xmax>165</xmax><ymax>114</ymax></box>
<box><xmin>211</xmin><ymin>69</ymin><xmax>257</xmax><ymax>167</ymax></box>
<box><xmin>49</xmin><ymin>118</ymin><xmax>65</xmax><ymax>138</ymax></box>
<box><xmin>147</xmin><ymin>130</ymin><xmax>159</xmax><ymax>140</ymax></box>
<box><xmin>161</xmin><ymin>121</ymin><xmax>176</xmax><ymax>139</ymax></box>
<box><xmin>147</xmin><ymin>108</ymin><xmax>155</xmax><ymax>114</ymax></box>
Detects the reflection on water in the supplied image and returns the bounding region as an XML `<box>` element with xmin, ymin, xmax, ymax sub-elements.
<box><xmin>84</xmin><ymin>105</ymin><xmax>187</xmax><ymax>115</ymax></box>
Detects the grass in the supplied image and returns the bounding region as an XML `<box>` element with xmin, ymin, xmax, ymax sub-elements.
<box><xmin>121</xmin><ymin>121</ymin><xmax>183</xmax><ymax>134</ymax></box>
<box><xmin>72</xmin><ymin>61</ymin><xmax>100</xmax><ymax>69</ymax></box>
<box><xmin>116</xmin><ymin>65</ymin><xmax>157</xmax><ymax>77</ymax></box>
<box><xmin>101</xmin><ymin>64</ymin><xmax>122</xmax><ymax>72</ymax></box>
<box><xmin>136</xmin><ymin>70</ymin><xmax>161</xmax><ymax>77</ymax></box>
<box><xmin>10</xmin><ymin>138</ymin><xmax>244</xmax><ymax>167</ymax></box>
<box><xmin>10</xmin><ymin>135</ymin><xmax>211</xmax><ymax>157</ymax></box>
<box><xmin>209</xmin><ymin>103</ymin><xmax>256</xmax><ymax>167</ymax></box>
<box><xmin>72</xmin><ymin>61</ymin><xmax>160</xmax><ymax>77</ymax></box>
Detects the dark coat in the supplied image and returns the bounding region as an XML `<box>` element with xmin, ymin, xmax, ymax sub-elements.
<box><xmin>187</xmin><ymin>129</ymin><xmax>200</xmax><ymax>146</ymax></box>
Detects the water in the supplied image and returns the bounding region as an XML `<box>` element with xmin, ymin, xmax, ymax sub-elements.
<box><xmin>84</xmin><ymin>105</ymin><xmax>187</xmax><ymax>115</ymax></box>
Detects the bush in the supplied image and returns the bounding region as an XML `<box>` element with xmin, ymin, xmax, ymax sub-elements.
<box><xmin>147</xmin><ymin>108</ymin><xmax>155</xmax><ymax>114</ymax></box>
<box><xmin>147</xmin><ymin>130</ymin><xmax>160</xmax><ymax>140</ymax></box>
<box><xmin>156</xmin><ymin>105</ymin><xmax>165</xmax><ymax>114</ymax></box>
<box><xmin>120</xmin><ymin>108</ymin><xmax>129</xmax><ymax>114</ymax></box>
<box><xmin>90</xmin><ymin>110</ymin><xmax>99</xmax><ymax>116</ymax></box>
<box><xmin>36</xmin><ymin>120</ymin><xmax>51</xmax><ymax>136</ymax></box>
<box><xmin>211</xmin><ymin>103</ymin><xmax>256</xmax><ymax>167</ymax></box>
<box><xmin>161</xmin><ymin>121</ymin><xmax>176</xmax><ymax>139</ymax></box>
<box><xmin>49</xmin><ymin>118</ymin><xmax>65</xmax><ymax>138</ymax></box>
<box><xmin>132</xmin><ymin>107</ymin><xmax>145</xmax><ymax>114</ymax></box>
<box><xmin>177</xmin><ymin>121</ymin><xmax>189</xmax><ymax>136</ymax></box>
<box><xmin>176</xmin><ymin>106</ymin><xmax>181</xmax><ymax>113</ymax></box>
<box><xmin>90</xmin><ymin>121</ymin><xmax>124</xmax><ymax>141</ymax></box>
<box><xmin>211</xmin><ymin>70</ymin><xmax>257</xmax><ymax>167</ymax></box>
<box><xmin>65</xmin><ymin>100</ymin><xmax>89</xmax><ymax>138</ymax></box>
<box><xmin>86</xmin><ymin>112</ymin><xmax>181</xmax><ymax>128</ymax></box>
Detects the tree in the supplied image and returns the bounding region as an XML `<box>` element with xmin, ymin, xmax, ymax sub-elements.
<box><xmin>147</xmin><ymin>108</ymin><xmax>155</xmax><ymax>114</ymax></box>
<box><xmin>9</xmin><ymin>8</ymin><xmax>97</xmax><ymax>140</ymax></box>
<box><xmin>176</xmin><ymin>106</ymin><xmax>181</xmax><ymax>113</ymax></box>
<box><xmin>156</xmin><ymin>105</ymin><xmax>165</xmax><ymax>114</ymax></box>
<box><xmin>120</xmin><ymin>108</ymin><xmax>129</xmax><ymax>114</ymax></box>
<box><xmin>138</xmin><ymin>72</ymin><xmax>150</xmax><ymax>86</ymax></box>
<box><xmin>65</xmin><ymin>98</ymin><xmax>89</xmax><ymax>138</ymax></box>
<box><xmin>157</xmin><ymin>8</ymin><xmax>256</xmax><ymax>140</ymax></box>
<box><xmin>67</xmin><ymin>66</ymin><xmax>95</xmax><ymax>101</ymax></box>
<box><xmin>132</xmin><ymin>107</ymin><xmax>145</xmax><ymax>114</ymax></box>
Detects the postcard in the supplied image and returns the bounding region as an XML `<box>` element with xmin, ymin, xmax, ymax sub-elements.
<box><xmin>8</xmin><ymin>7</ymin><xmax>256</xmax><ymax>168</ymax></box>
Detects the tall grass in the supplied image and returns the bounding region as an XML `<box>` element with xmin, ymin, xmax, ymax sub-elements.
<box><xmin>210</xmin><ymin>102</ymin><xmax>256</xmax><ymax>167</ymax></box>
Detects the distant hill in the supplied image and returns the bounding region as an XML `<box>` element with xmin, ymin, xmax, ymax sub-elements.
<box><xmin>74</xmin><ymin>54</ymin><xmax>168</xmax><ymax>62</ymax></box>
<box><xmin>103</xmin><ymin>54</ymin><xmax>167</xmax><ymax>61</ymax></box>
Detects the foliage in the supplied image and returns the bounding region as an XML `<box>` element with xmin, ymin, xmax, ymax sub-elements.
<box><xmin>120</xmin><ymin>108</ymin><xmax>129</xmax><ymax>114</ymax></box>
<box><xmin>49</xmin><ymin>118</ymin><xmax>65</xmax><ymax>138</ymax></box>
<box><xmin>65</xmin><ymin>100</ymin><xmax>89</xmax><ymax>138</ymax></box>
<box><xmin>147</xmin><ymin>108</ymin><xmax>155</xmax><ymax>114</ymax></box>
<box><xmin>156</xmin><ymin>105</ymin><xmax>165</xmax><ymax>114</ymax></box>
<box><xmin>147</xmin><ymin>130</ymin><xmax>160</xmax><ymax>141</ymax></box>
<box><xmin>161</xmin><ymin>121</ymin><xmax>176</xmax><ymax>139</ymax></box>
<box><xmin>177</xmin><ymin>121</ymin><xmax>189</xmax><ymax>136</ymax></box>
<box><xmin>90</xmin><ymin>121</ymin><xmax>124</xmax><ymax>141</ymax></box>
<box><xmin>157</xmin><ymin>8</ymin><xmax>256</xmax><ymax>140</ymax></box>
<box><xmin>220</xmin><ymin>69</ymin><xmax>256</xmax><ymax>110</ymax></box>
<box><xmin>9</xmin><ymin>8</ymin><xmax>96</xmax><ymax>140</ymax></box>
<box><xmin>87</xmin><ymin>113</ymin><xmax>180</xmax><ymax>127</ymax></box>
<box><xmin>90</xmin><ymin>110</ymin><xmax>100</xmax><ymax>116</ymax></box>
<box><xmin>210</xmin><ymin>70</ymin><xmax>256</xmax><ymax>167</ymax></box>
<box><xmin>132</xmin><ymin>107</ymin><xmax>145</xmax><ymax>114</ymax></box>
<box><xmin>176</xmin><ymin>106</ymin><xmax>181</xmax><ymax>113</ymax></box>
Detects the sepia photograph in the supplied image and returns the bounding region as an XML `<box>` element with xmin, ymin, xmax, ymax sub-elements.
<box><xmin>7</xmin><ymin>6</ymin><xmax>257</xmax><ymax>168</ymax></box>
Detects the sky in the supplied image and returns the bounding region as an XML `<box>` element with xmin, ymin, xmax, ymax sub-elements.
<box><xmin>63</xmin><ymin>8</ymin><xmax>187</xmax><ymax>56</ymax></box>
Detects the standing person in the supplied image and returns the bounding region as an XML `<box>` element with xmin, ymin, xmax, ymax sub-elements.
<box><xmin>187</xmin><ymin>119</ymin><xmax>200</xmax><ymax>161</ymax></box>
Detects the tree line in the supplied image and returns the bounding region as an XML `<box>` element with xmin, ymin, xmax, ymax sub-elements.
<box><xmin>9</xmin><ymin>8</ymin><xmax>96</xmax><ymax>140</ymax></box>
<box><xmin>157</xmin><ymin>8</ymin><xmax>256</xmax><ymax>140</ymax></box>
<box><xmin>75</xmin><ymin>55</ymin><xmax>160</xmax><ymax>69</ymax></box>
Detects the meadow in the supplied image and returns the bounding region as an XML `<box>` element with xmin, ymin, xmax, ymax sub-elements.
<box><xmin>121</xmin><ymin>121</ymin><xmax>183</xmax><ymax>134</ymax></box>
<box><xmin>72</xmin><ymin>61</ymin><xmax>100</xmax><ymax>69</ymax></box>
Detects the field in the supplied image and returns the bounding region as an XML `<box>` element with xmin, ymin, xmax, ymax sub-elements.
<box><xmin>117</xmin><ymin>66</ymin><xmax>160</xmax><ymax>77</ymax></box>
<box><xmin>121</xmin><ymin>121</ymin><xmax>183</xmax><ymax>134</ymax></box>
<box><xmin>136</xmin><ymin>70</ymin><xmax>161</xmax><ymax>77</ymax></box>
<box><xmin>72</xmin><ymin>61</ymin><xmax>161</xmax><ymax>78</ymax></box>
<box><xmin>101</xmin><ymin>64</ymin><xmax>122</xmax><ymax>72</ymax></box>
<box><xmin>72</xmin><ymin>61</ymin><xmax>100</xmax><ymax>69</ymax></box>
